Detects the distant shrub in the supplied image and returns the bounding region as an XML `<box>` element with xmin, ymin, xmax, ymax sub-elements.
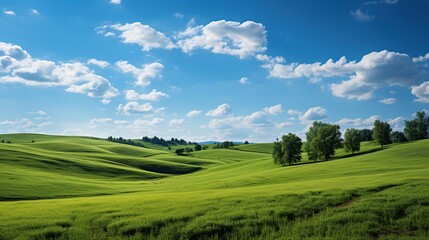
<box><xmin>6</xmin><ymin>141</ymin><xmax>11</xmax><ymax>144</ymax></box>
<box><xmin>1</xmin><ymin>139</ymin><xmax>4</xmax><ymax>143</ymax></box>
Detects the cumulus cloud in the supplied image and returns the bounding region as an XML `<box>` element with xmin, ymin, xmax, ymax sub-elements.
<box><xmin>411</xmin><ymin>81</ymin><xmax>429</xmax><ymax>103</ymax></box>
<box><xmin>99</xmin><ymin>22</ymin><xmax>175</xmax><ymax>51</ymax></box>
<box><xmin>4</xmin><ymin>10</ymin><xmax>15</xmax><ymax>16</ymax></box>
<box><xmin>300</xmin><ymin>106</ymin><xmax>328</xmax><ymax>122</ymax></box>
<box><xmin>169</xmin><ymin>118</ymin><xmax>185</xmax><ymax>126</ymax></box>
<box><xmin>336</xmin><ymin>115</ymin><xmax>380</xmax><ymax>129</ymax></box>
<box><xmin>186</xmin><ymin>110</ymin><xmax>201</xmax><ymax>117</ymax></box>
<box><xmin>379</xmin><ymin>97</ymin><xmax>397</xmax><ymax>104</ymax></box>
<box><xmin>206</xmin><ymin>103</ymin><xmax>231</xmax><ymax>117</ymax></box>
<box><xmin>265</xmin><ymin>50</ymin><xmax>427</xmax><ymax>101</ymax></box>
<box><xmin>276</xmin><ymin>122</ymin><xmax>294</xmax><ymax>128</ymax></box>
<box><xmin>89</xmin><ymin>118</ymin><xmax>113</xmax><ymax>125</ymax></box>
<box><xmin>176</xmin><ymin>20</ymin><xmax>267</xmax><ymax>59</ymax></box>
<box><xmin>116</xmin><ymin>61</ymin><xmax>163</xmax><ymax>86</ymax></box>
<box><xmin>30</xmin><ymin>110</ymin><xmax>47</xmax><ymax>116</ymax></box>
<box><xmin>31</xmin><ymin>9</ymin><xmax>40</xmax><ymax>15</ymax></box>
<box><xmin>208</xmin><ymin>111</ymin><xmax>271</xmax><ymax>129</ymax></box>
<box><xmin>87</xmin><ymin>58</ymin><xmax>109</xmax><ymax>68</ymax></box>
<box><xmin>239</xmin><ymin>77</ymin><xmax>249</xmax><ymax>84</ymax></box>
<box><xmin>110</xmin><ymin>0</ymin><xmax>121</xmax><ymax>4</ymax></box>
<box><xmin>0</xmin><ymin>42</ymin><xmax>119</xmax><ymax>103</ymax></box>
<box><xmin>174</xmin><ymin>12</ymin><xmax>184</xmax><ymax>19</ymax></box>
<box><xmin>412</xmin><ymin>53</ymin><xmax>429</xmax><ymax>63</ymax></box>
<box><xmin>263</xmin><ymin>104</ymin><xmax>282</xmax><ymax>115</ymax></box>
<box><xmin>287</xmin><ymin>109</ymin><xmax>302</xmax><ymax>116</ymax></box>
<box><xmin>116</xmin><ymin>102</ymin><xmax>163</xmax><ymax>115</ymax></box>
<box><xmin>125</xmin><ymin>89</ymin><xmax>169</xmax><ymax>101</ymax></box>
<box><xmin>133</xmin><ymin>118</ymin><xmax>164</xmax><ymax>127</ymax></box>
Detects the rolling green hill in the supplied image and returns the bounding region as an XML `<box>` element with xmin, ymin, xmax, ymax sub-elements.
<box><xmin>0</xmin><ymin>133</ymin><xmax>428</xmax><ymax>239</ymax></box>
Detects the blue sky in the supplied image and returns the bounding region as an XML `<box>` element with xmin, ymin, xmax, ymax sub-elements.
<box><xmin>1</xmin><ymin>0</ymin><xmax>428</xmax><ymax>142</ymax></box>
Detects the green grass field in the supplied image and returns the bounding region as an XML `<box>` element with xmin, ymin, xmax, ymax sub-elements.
<box><xmin>0</xmin><ymin>133</ymin><xmax>428</xmax><ymax>239</ymax></box>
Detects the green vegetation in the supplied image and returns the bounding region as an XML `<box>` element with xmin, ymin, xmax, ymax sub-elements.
<box><xmin>272</xmin><ymin>133</ymin><xmax>302</xmax><ymax>166</ymax></box>
<box><xmin>373</xmin><ymin>120</ymin><xmax>392</xmax><ymax>147</ymax></box>
<box><xmin>344</xmin><ymin>128</ymin><xmax>362</xmax><ymax>154</ymax></box>
<box><xmin>404</xmin><ymin>111</ymin><xmax>429</xmax><ymax>140</ymax></box>
<box><xmin>0</xmin><ymin>133</ymin><xmax>429</xmax><ymax>239</ymax></box>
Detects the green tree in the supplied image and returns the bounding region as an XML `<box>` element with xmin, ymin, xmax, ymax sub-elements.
<box><xmin>194</xmin><ymin>144</ymin><xmax>202</xmax><ymax>151</ymax></box>
<box><xmin>344</xmin><ymin>128</ymin><xmax>362</xmax><ymax>154</ymax></box>
<box><xmin>272</xmin><ymin>133</ymin><xmax>302</xmax><ymax>166</ymax></box>
<box><xmin>244</xmin><ymin>141</ymin><xmax>249</xmax><ymax>144</ymax></box>
<box><xmin>373</xmin><ymin>120</ymin><xmax>392</xmax><ymax>147</ymax></box>
<box><xmin>404</xmin><ymin>111</ymin><xmax>429</xmax><ymax>140</ymax></box>
<box><xmin>391</xmin><ymin>131</ymin><xmax>407</xmax><ymax>143</ymax></box>
<box><xmin>304</xmin><ymin>121</ymin><xmax>329</xmax><ymax>152</ymax></box>
<box><xmin>357</xmin><ymin>129</ymin><xmax>372</xmax><ymax>141</ymax></box>
<box><xmin>175</xmin><ymin>148</ymin><xmax>185</xmax><ymax>155</ymax></box>
<box><xmin>307</xmin><ymin>123</ymin><xmax>341</xmax><ymax>161</ymax></box>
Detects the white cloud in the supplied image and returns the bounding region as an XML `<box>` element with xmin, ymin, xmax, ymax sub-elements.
<box><xmin>116</xmin><ymin>61</ymin><xmax>163</xmax><ymax>86</ymax></box>
<box><xmin>276</xmin><ymin>122</ymin><xmax>294</xmax><ymax>128</ymax></box>
<box><xmin>0</xmin><ymin>118</ymin><xmax>51</xmax><ymax>131</ymax></box>
<box><xmin>125</xmin><ymin>89</ymin><xmax>169</xmax><ymax>101</ymax></box>
<box><xmin>208</xmin><ymin>111</ymin><xmax>271</xmax><ymax>130</ymax></box>
<box><xmin>186</xmin><ymin>110</ymin><xmax>201</xmax><ymax>117</ymax></box>
<box><xmin>287</xmin><ymin>109</ymin><xmax>302</xmax><ymax>116</ymax></box>
<box><xmin>206</xmin><ymin>103</ymin><xmax>231</xmax><ymax>117</ymax></box>
<box><xmin>336</xmin><ymin>115</ymin><xmax>380</xmax><ymax>129</ymax></box>
<box><xmin>176</xmin><ymin>20</ymin><xmax>267</xmax><ymax>59</ymax></box>
<box><xmin>117</xmin><ymin>102</ymin><xmax>163</xmax><ymax>115</ymax></box>
<box><xmin>411</xmin><ymin>81</ymin><xmax>429</xmax><ymax>103</ymax></box>
<box><xmin>239</xmin><ymin>77</ymin><xmax>249</xmax><ymax>84</ymax></box>
<box><xmin>31</xmin><ymin>9</ymin><xmax>40</xmax><ymax>15</ymax></box>
<box><xmin>301</xmin><ymin>106</ymin><xmax>328</xmax><ymax>122</ymax></box>
<box><xmin>113</xmin><ymin>120</ymin><xmax>128</xmax><ymax>125</ymax></box>
<box><xmin>90</xmin><ymin>118</ymin><xmax>113</xmax><ymax>125</ymax></box>
<box><xmin>169</xmin><ymin>118</ymin><xmax>185</xmax><ymax>126</ymax></box>
<box><xmin>30</xmin><ymin>110</ymin><xmax>47</xmax><ymax>116</ymax></box>
<box><xmin>263</xmin><ymin>104</ymin><xmax>282</xmax><ymax>115</ymax></box>
<box><xmin>100</xmin><ymin>22</ymin><xmax>175</xmax><ymax>51</ymax></box>
<box><xmin>110</xmin><ymin>0</ymin><xmax>121</xmax><ymax>5</ymax></box>
<box><xmin>351</xmin><ymin>0</ymin><xmax>398</xmax><ymax>22</ymax></box>
<box><xmin>265</xmin><ymin>50</ymin><xmax>427</xmax><ymax>101</ymax></box>
<box><xmin>388</xmin><ymin>116</ymin><xmax>406</xmax><ymax>131</ymax></box>
<box><xmin>0</xmin><ymin>42</ymin><xmax>119</xmax><ymax>102</ymax></box>
<box><xmin>379</xmin><ymin>98</ymin><xmax>397</xmax><ymax>105</ymax></box>
<box><xmin>87</xmin><ymin>58</ymin><xmax>109</xmax><ymax>68</ymax></box>
<box><xmin>4</xmin><ymin>10</ymin><xmax>15</xmax><ymax>16</ymax></box>
<box><xmin>174</xmin><ymin>12</ymin><xmax>184</xmax><ymax>19</ymax></box>
<box><xmin>133</xmin><ymin>118</ymin><xmax>164</xmax><ymax>127</ymax></box>
<box><xmin>412</xmin><ymin>53</ymin><xmax>429</xmax><ymax>63</ymax></box>
<box><xmin>351</xmin><ymin>9</ymin><xmax>373</xmax><ymax>21</ymax></box>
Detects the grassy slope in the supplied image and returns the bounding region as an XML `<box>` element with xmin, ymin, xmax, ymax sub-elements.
<box><xmin>0</xmin><ymin>134</ymin><xmax>428</xmax><ymax>239</ymax></box>
<box><xmin>0</xmin><ymin>134</ymin><xmax>217</xmax><ymax>199</ymax></box>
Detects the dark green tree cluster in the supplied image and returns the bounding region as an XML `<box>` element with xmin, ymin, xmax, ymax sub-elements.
<box><xmin>272</xmin><ymin>133</ymin><xmax>302</xmax><ymax>166</ymax></box>
<box><xmin>404</xmin><ymin>111</ymin><xmax>429</xmax><ymax>140</ymax></box>
<box><xmin>344</xmin><ymin>128</ymin><xmax>361</xmax><ymax>154</ymax></box>
<box><xmin>391</xmin><ymin>131</ymin><xmax>407</xmax><ymax>143</ymax></box>
<box><xmin>306</xmin><ymin>122</ymin><xmax>342</xmax><ymax>161</ymax></box>
<box><xmin>107</xmin><ymin>136</ymin><xmax>144</xmax><ymax>147</ymax></box>
<box><xmin>175</xmin><ymin>147</ymin><xmax>195</xmax><ymax>155</ymax></box>
<box><xmin>213</xmin><ymin>141</ymin><xmax>235</xmax><ymax>149</ymax></box>
<box><xmin>373</xmin><ymin>120</ymin><xmax>392</xmax><ymax>147</ymax></box>
<box><xmin>357</xmin><ymin>129</ymin><xmax>372</xmax><ymax>141</ymax></box>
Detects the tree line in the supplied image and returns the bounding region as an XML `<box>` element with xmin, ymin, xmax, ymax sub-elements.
<box><xmin>273</xmin><ymin>111</ymin><xmax>429</xmax><ymax>166</ymax></box>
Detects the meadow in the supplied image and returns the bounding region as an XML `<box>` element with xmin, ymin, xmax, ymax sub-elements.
<box><xmin>0</xmin><ymin>133</ymin><xmax>428</xmax><ymax>239</ymax></box>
